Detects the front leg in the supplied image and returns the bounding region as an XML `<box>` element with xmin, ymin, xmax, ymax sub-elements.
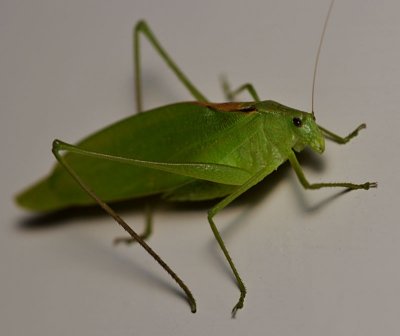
<box><xmin>288</xmin><ymin>150</ymin><xmax>377</xmax><ymax>190</ymax></box>
<box><xmin>318</xmin><ymin>123</ymin><xmax>366</xmax><ymax>144</ymax></box>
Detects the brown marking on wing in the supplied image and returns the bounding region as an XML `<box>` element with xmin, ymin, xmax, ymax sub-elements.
<box><xmin>192</xmin><ymin>101</ymin><xmax>257</xmax><ymax>113</ymax></box>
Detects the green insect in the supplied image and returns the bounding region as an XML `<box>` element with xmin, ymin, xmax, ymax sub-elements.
<box><xmin>16</xmin><ymin>1</ymin><xmax>376</xmax><ymax>316</ymax></box>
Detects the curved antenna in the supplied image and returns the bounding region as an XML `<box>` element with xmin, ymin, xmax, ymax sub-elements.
<box><xmin>311</xmin><ymin>0</ymin><xmax>335</xmax><ymax>116</ymax></box>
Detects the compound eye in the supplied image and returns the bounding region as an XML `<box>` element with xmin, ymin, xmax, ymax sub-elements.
<box><xmin>293</xmin><ymin>117</ymin><xmax>302</xmax><ymax>127</ymax></box>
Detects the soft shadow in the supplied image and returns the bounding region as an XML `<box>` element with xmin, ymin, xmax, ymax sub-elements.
<box><xmin>294</xmin><ymin>183</ymin><xmax>352</xmax><ymax>213</ymax></box>
<box><xmin>16</xmin><ymin>196</ymin><xmax>159</xmax><ymax>231</ymax></box>
<box><xmin>297</xmin><ymin>147</ymin><xmax>325</xmax><ymax>172</ymax></box>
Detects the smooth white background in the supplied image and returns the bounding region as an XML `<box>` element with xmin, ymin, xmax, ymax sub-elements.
<box><xmin>1</xmin><ymin>0</ymin><xmax>399</xmax><ymax>335</ymax></box>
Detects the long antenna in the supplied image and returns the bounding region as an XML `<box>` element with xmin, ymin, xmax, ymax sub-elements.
<box><xmin>311</xmin><ymin>0</ymin><xmax>335</xmax><ymax>116</ymax></box>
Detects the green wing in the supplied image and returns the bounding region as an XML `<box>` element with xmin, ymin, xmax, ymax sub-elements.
<box><xmin>16</xmin><ymin>102</ymin><xmax>263</xmax><ymax>211</ymax></box>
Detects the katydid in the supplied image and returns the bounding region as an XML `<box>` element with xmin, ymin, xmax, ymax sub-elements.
<box><xmin>15</xmin><ymin>0</ymin><xmax>376</xmax><ymax>316</ymax></box>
